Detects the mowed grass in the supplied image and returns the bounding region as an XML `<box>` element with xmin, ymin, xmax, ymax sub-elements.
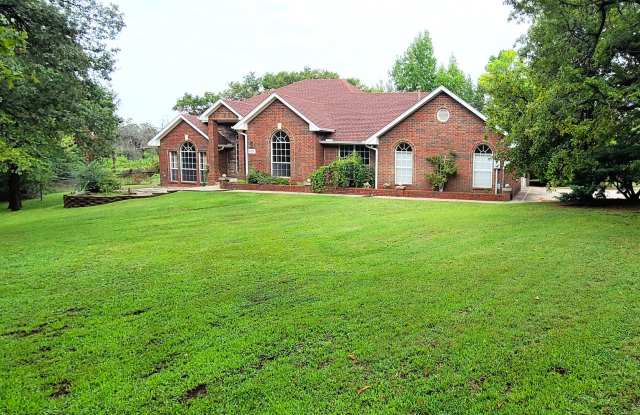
<box><xmin>1</xmin><ymin>192</ymin><xmax>640</xmax><ymax>414</ymax></box>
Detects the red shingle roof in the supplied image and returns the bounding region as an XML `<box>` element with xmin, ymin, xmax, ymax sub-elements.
<box><xmin>220</xmin><ymin>79</ymin><xmax>426</xmax><ymax>142</ymax></box>
<box><xmin>181</xmin><ymin>113</ymin><xmax>209</xmax><ymax>136</ymax></box>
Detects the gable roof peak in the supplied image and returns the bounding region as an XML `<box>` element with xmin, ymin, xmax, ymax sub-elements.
<box><xmin>147</xmin><ymin>113</ymin><xmax>208</xmax><ymax>147</ymax></box>
<box><xmin>364</xmin><ymin>85</ymin><xmax>488</xmax><ymax>145</ymax></box>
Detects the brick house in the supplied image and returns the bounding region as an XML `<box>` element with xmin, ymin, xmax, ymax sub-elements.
<box><xmin>148</xmin><ymin>79</ymin><xmax>520</xmax><ymax>195</ymax></box>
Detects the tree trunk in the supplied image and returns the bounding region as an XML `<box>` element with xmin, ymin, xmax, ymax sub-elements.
<box><xmin>8</xmin><ymin>165</ymin><xmax>22</xmax><ymax>211</ymax></box>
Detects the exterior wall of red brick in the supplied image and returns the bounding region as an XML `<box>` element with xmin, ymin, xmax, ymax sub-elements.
<box><xmin>158</xmin><ymin>121</ymin><xmax>212</xmax><ymax>187</ymax></box>
<box><xmin>157</xmin><ymin>93</ymin><xmax>520</xmax><ymax>197</ymax></box>
<box><xmin>323</xmin><ymin>146</ymin><xmax>338</xmax><ymax>165</ymax></box>
<box><xmin>378</xmin><ymin>93</ymin><xmax>505</xmax><ymax>193</ymax></box>
<box><xmin>245</xmin><ymin>100</ymin><xmax>322</xmax><ymax>182</ymax></box>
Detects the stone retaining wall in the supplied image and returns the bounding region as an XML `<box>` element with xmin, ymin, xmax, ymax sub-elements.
<box><xmin>63</xmin><ymin>192</ymin><xmax>171</xmax><ymax>208</ymax></box>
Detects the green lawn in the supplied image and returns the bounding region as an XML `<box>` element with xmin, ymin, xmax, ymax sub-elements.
<box><xmin>1</xmin><ymin>192</ymin><xmax>639</xmax><ymax>414</ymax></box>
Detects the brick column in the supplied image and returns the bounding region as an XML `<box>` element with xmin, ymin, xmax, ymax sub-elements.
<box><xmin>237</xmin><ymin>132</ymin><xmax>247</xmax><ymax>178</ymax></box>
<box><xmin>207</xmin><ymin>119</ymin><xmax>220</xmax><ymax>183</ymax></box>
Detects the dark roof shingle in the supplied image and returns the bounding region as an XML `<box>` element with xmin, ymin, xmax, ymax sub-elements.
<box><xmin>221</xmin><ymin>79</ymin><xmax>426</xmax><ymax>141</ymax></box>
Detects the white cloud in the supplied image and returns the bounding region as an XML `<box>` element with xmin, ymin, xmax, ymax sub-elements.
<box><xmin>108</xmin><ymin>0</ymin><xmax>527</xmax><ymax>126</ymax></box>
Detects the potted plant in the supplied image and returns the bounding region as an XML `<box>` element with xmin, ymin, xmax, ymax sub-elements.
<box><xmin>425</xmin><ymin>152</ymin><xmax>457</xmax><ymax>192</ymax></box>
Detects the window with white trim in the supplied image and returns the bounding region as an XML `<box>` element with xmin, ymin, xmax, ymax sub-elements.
<box><xmin>339</xmin><ymin>145</ymin><xmax>370</xmax><ymax>165</ymax></box>
<box><xmin>271</xmin><ymin>130</ymin><xmax>290</xmax><ymax>177</ymax></box>
<box><xmin>180</xmin><ymin>142</ymin><xmax>197</xmax><ymax>182</ymax></box>
<box><xmin>169</xmin><ymin>151</ymin><xmax>178</xmax><ymax>182</ymax></box>
<box><xmin>199</xmin><ymin>152</ymin><xmax>208</xmax><ymax>184</ymax></box>
<box><xmin>436</xmin><ymin>108</ymin><xmax>450</xmax><ymax>123</ymax></box>
<box><xmin>395</xmin><ymin>142</ymin><xmax>413</xmax><ymax>185</ymax></box>
<box><xmin>473</xmin><ymin>144</ymin><xmax>493</xmax><ymax>188</ymax></box>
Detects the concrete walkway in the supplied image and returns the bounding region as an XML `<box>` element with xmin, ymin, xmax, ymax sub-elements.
<box><xmin>513</xmin><ymin>186</ymin><xmax>565</xmax><ymax>202</ymax></box>
<box><xmin>513</xmin><ymin>186</ymin><xmax>627</xmax><ymax>202</ymax></box>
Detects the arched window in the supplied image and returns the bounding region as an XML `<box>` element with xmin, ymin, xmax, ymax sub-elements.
<box><xmin>395</xmin><ymin>142</ymin><xmax>413</xmax><ymax>185</ymax></box>
<box><xmin>271</xmin><ymin>131</ymin><xmax>290</xmax><ymax>177</ymax></box>
<box><xmin>180</xmin><ymin>142</ymin><xmax>197</xmax><ymax>182</ymax></box>
<box><xmin>473</xmin><ymin>144</ymin><xmax>493</xmax><ymax>188</ymax></box>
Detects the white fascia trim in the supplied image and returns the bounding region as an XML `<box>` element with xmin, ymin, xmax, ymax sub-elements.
<box><xmin>198</xmin><ymin>99</ymin><xmax>242</xmax><ymax>122</ymax></box>
<box><xmin>232</xmin><ymin>93</ymin><xmax>334</xmax><ymax>133</ymax></box>
<box><xmin>146</xmin><ymin>114</ymin><xmax>209</xmax><ymax>147</ymax></box>
<box><xmin>366</xmin><ymin>86</ymin><xmax>488</xmax><ymax>142</ymax></box>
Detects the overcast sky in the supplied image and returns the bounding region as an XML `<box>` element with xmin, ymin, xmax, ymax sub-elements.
<box><xmin>107</xmin><ymin>0</ymin><xmax>528</xmax><ymax>127</ymax></box>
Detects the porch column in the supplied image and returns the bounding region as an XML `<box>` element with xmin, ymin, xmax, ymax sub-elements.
<box><xmin>207</xmin><ymin>119</ymin><xmax>220</xmax><ymax>183</ymax></box>
<box><xmin>237</xmin><ymin>132</ymin><xmax>247</xmax><ymax>179</ymax></box>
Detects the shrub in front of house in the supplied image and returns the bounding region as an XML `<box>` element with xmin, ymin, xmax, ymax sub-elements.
<box><xmin>425</xmin><ymin>152</ymin><xmax>458</xmax><ymax>191</ymax></box>
<box><xmin>310</xmin><ymin>154</ymin><xmax>374</xmax><ymax>193</ymax></box>
<box><xmin>247</xmin><ymin>169</ymin><xmax>290</xmax><ymax>185</ymax></box>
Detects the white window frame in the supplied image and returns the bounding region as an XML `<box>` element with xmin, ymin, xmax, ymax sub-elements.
<box><xmin>394</xmin><ymin>142</ymin><xmax>413</xmax><ymax>185</ymax></box>
<box><xmin>169</xmin><ymin>151</ymin><xmax>179</xmax><ymax>182</ymax></box>
<box><xmin>473</xmin><ymin>144</ymin><xmax>493</xmax><ymax>189</ymax></box>
<box><xmin>199</xmin><ymin>151</ymin><xmax>208</xmax><ymax>184</ymax></box>
<box><xmin>436</xmin><ymin>108</ymin><xmax>450</xmax><ymax>123</ymax></box>
<box><xmin>338</xmin><ymin>145</ymin><xmax>370</xmax><ymax>165</ymax></box>
<box><xmin>180</xmin><ymin>142</ymin><xmax>197</xmax><ymax>183</ymax></box>
<box><xmin>271</xmin><ymin>130</ymin><xmax>291</xmax><ymax>177</ymax></box>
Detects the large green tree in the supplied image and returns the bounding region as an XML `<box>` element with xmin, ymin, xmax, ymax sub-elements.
<box><xmin>435</xmin><ymin>56</ymin><xmax>486</xmax><ymax>110</ymax></box>
<box><xmin>0</xmin><ymin>16</ymin><xmax>26</xmax><ymax>88</ymax></box>
<box><xmin>479</xmin><ymin>50</ymin><xmax>538</xmax><ymax>171</ymax></box>
<box><xmin>174</xmin><ymin>67</ymin><xmax>379</xmax><ymax>115</ymax></box>
<box><xmin>0</xmin><ymin>0</ymin><xmax>124</xmax><ymax>210</ymax></box>
<box><xmin>390</xmin><ymin>31</ymin><xmax>439</xmax><ymax>92</ymax></box>
<box><xmin>391</xmin><ymin>31</ymin><xmax>485</xmax><ymax>109</ymax></box>
<box><xmin>482</xmin><ymin>1</ymin><xmax>640</xmax><ymax>201</ymax></box>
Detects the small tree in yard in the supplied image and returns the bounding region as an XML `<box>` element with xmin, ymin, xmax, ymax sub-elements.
<box><xmin>425</xmin><ymin>152</ymin><xmax>457</xmax><ymax>191</ymax></box>
<box><xmin>74</xmin><ymin>161</ymin><xmax>120</xmax><ymax>194</ymax></box>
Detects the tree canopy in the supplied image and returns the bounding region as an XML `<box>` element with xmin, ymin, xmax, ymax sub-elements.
<box><xmin>116</xmin><ymin>122</ymin><xmax>158</xmax><ymax>160</ymax></box>
<box><xmin>0</xmin><ymin>17</ymin><xmax>26</xmax><ymax>88</ymax></box>
<box><xmin>390</xmin><ymin>31</ymin><xmax>439</xmax><ymax>92</ymax></box>
<box><xmin>435</xmin><ymin>56</ymin><xmax>486</xmax><ymax>110</ymax></box>
<box><xmin>0</xmin><ymin>0</ymin><xmax>124</xmax><ymax>210</ymax></box>
<box><xmin>481</xmin><ymin>0</ymin><xmax>640</xmax><ymax>201</ymax></box>
<box><xmin>390</xmin><ymin>31</ymin><xmax>485</xmax><ymax>110</ymax></box>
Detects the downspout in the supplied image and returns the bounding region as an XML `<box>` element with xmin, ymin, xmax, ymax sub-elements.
<box><xmin>239</xmin><ymin>132</ymin><xmax>249</xmax><ymax>177</ymax></box>
<box><xmin>495</xmin><ymin>161</ymin><xmax>501</xmax><ymax>195</ymax></box>
<box><xmin>365</xmin><ymin>145</ymin><xmax>378</xmax><ymax>190</ymax></box>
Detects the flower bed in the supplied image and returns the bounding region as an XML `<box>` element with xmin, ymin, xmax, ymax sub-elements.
<box><xmin>220</xmin><ymin>182</ymin><xmax>513</xmax><ymax>201</ymax></box>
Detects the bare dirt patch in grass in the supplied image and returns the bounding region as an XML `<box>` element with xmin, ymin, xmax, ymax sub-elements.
<box><xmin>124</xmin><ymin>307</ymin><xmax>150</xmax><ymax>316</ymax></box>
<box><xmin>181</xmin><ymin>383</ymin><xmax>207</xmax><ymax>402</ymax></box>
<box><xmin>49</xmin><ymin>380</ymin><xmax>71</xmax><ymax>399</ymax></box>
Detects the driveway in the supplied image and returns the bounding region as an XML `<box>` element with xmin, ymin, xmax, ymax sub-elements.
<box><xmin>514</xmin><ymin>186</ymin><xmax>627</xmax><ymax>202</ymax></box>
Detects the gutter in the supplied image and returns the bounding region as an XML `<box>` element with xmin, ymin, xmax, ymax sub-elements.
<box><xmin>365</xmin><ymin>145</ymin><xmax>378</xmax><ymax>190</ymax></box>
<box><xmin>320</xmin><ymin>140</ymin><xmax>369</xmax><ymax>145</ymax></box>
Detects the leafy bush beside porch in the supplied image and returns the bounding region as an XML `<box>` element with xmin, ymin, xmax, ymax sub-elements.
<box><xmin>310</xmin><ymin>153</ymin><xmax>374</xmax><ymax>193</ymax></box>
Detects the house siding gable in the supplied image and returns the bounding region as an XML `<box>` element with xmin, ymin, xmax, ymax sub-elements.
<box><xmin>158</xmin><ymin>121</ymin><xmax>212</xmax><ymax>187</ymax></box>
<box><xmin>246</xmin><ymin>100</ymin><xmax>322</xmax><ymax>182</ymax></box>
<box><xmin>378</xmin><ymin>93</ymin><xmax>504</xmax><ymax>192</ymax></box>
